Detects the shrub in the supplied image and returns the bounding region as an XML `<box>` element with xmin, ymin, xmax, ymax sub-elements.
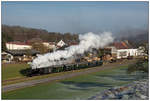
<box><xmin>127</xmin><ymin>59</ymin><xmax>148</xmax><ymax>74</ymax></box>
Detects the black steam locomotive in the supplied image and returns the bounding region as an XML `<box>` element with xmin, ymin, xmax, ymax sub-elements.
<box><xmin>28</xmin><ymin>60</ymin><xmax>103</xmax><ymax>77</ymax></box>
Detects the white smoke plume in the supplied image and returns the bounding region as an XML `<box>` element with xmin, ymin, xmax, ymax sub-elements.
<box><xmin>31</xmin><ymin>32</ymin><xmax>114</xmax><ymax>69</ymax></box>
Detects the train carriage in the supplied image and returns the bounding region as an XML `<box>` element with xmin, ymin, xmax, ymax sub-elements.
<box><xmin>29</xmin><ymin>60</ymin><xmax>103</xmax><ymax>76</ymax></box>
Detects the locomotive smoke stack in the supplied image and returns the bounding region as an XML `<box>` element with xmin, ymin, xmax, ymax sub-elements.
<box><xmin>31</xmin><ymin>32</ymin><xmax>114</xmax><ymax>69</ymax></box>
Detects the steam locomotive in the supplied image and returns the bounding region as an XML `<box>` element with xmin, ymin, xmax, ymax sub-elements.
<box><xmin>28</xmin><ymin>60</ymin><xmax>103</xmax><ymax>77</ymax></box>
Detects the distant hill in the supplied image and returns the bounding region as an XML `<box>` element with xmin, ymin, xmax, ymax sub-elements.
<box><xmin>2</xmin><ymin>25</ymin><xmax>79</xmax><ymax>43</ymax></box>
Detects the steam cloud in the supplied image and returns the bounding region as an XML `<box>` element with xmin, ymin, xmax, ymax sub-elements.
<box><xmin>31</xmin><ymin>32</ymin><xmax>114</xmax><ymax>69</ymax></box>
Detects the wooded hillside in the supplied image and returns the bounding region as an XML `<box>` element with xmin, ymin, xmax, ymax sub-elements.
<box><xmin>2</xmin><ymin>25</ymin><xmax>79</xmax><ymax>43</ymax></box>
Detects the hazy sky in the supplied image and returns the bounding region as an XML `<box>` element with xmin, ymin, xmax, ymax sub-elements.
<box><xmin>2</xmin><ymin>1</ymin><xmax>148</xmax><ymax>33</ymax></box>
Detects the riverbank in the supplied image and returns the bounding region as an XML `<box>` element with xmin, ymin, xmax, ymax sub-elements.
<box><xmin>89</xmin><ymin>78</ymin><xmax>149</xmax><ymax>100</ymax></box>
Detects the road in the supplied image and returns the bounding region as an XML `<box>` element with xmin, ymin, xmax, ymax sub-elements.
<box><xmin>2</xmin><ymin>59</ymin><xmax>137</xmax><ymax>93</ymax></box>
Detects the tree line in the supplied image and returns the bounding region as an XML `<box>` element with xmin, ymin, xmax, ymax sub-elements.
<box><xmin>2</xmin><ymin>25</ymin><xmax>79</xmax><ymax>42</ymax></box>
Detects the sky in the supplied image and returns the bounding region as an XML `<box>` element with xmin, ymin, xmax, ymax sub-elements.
<box><xmin>1</xmin><ymin>1</ymin><xmax>149</xmax><ymax>34</ymax></box>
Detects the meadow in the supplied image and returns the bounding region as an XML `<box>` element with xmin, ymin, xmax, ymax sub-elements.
<box><xmin>2</xmin><ymin>63</ymin><xmax>29</xmax><ymax>81</ymax></box>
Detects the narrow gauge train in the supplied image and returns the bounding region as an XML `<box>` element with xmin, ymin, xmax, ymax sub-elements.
<box><xmin>28</xmin><ymin>60</ymin><xmax>103</xmax><ymax>77</ymax></box>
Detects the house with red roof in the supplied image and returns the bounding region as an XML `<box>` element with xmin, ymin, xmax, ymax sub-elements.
<box><xmin>106</xmin><ymin>40</ymin><xmax>139</xmax><ymax>59</ymax></box>
<box><xmin>6</xmin><ymin>41</ymin><xmax>57</xmax><ymax>51</ymax></box>
<box><xmin>6</xmin><ymin>42</ymin><xmax>32</xmax><ymax>50</ymax></box>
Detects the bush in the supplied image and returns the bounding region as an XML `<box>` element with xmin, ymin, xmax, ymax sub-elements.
<box><xmin>127</xmin><ymin>59</ymin><xmax>148</xmax><ymax>74</ymax></box>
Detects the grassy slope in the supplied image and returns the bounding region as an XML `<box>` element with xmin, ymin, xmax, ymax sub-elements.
<box><xmin>2</xmin><ymin>63</ymin><xmax>29</xmax><ymax>81</ymax></box>
<box><xmin>2</xmin><ymin>65</ymin><xmax>144</xmax><ymax>100</ymax></box>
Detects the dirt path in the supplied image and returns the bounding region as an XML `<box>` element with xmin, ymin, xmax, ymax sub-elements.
<box><xmin>2</xmin><ymin>59</ymin><xmax>137</xmax><ymax>93</ymax></box>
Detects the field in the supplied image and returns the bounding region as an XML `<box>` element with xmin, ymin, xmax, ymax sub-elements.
<box><xmin>2</xmin><ymin>63</ymin><xmax>30</xmax><ymax>81</ymax></box>
<box><xmin>2</xmin><ymin>65</ymin><xmax>145</xmax><ymax>99</ymax></box>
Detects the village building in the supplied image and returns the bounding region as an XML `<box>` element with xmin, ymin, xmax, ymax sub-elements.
<box><xmin>3</xmin><ymin>40</ymin><xmax>58</xmax><ymax>63</ymax></box>
<box><xmin>57</xmin><ymin>40</ymin><xmax>65</xmax><ymax>47</ymax></box>
<box><xmin>6</xmin><ymin>41</ymin><xmax>57</xmax><ymax>50</ymax></box>
<box><xmin>2</xmin><ymin>49</ymin><xmax>40</xmax><ymax>62</ymax></box>
<box><xmin>3</xmin><ymin>41</ymin><xmax>41</xmax><ymax>63</ymax></box>
<box><xmin>6</xmin><ymin>42</ymin><xmax>32</xmax><ymax>50</ymax></box>
<box><xmin>2</xmin><ymin>51</ymin><xmax>14</xmax><ymax>63</ymax></box>
<box><xmin>106</xmin><ymin>40</ymin><xmax>140</xmax><ymax>59</ymax></box>
<box><xmin>117</xmin><ymin>49</ymin><xmax>138</xmax><ymax>59</ymax></box>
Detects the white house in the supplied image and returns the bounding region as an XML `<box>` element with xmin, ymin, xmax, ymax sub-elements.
<box><xmin>6</xmin><ymin>42</ymin><xmax>32</xmax><ymax>50</ymax></box>
<box><xmin>2</xmin><ymin>51</ymin><xmax>14</xmax><ymax>63</ymax></box>
<box><xmin>117</xmin><ymin>49</ymin><xmax>138</xmax><ymax>59</ymax></box>
<box><xmin>107</xmin><ymin>41</ymin><xmax>142</xmax><ymax>59</ymax></box>
<box><xmin>57</xmin><ymin>40</ymin><xmax>65</xmax><ymax>47</ymax></box>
